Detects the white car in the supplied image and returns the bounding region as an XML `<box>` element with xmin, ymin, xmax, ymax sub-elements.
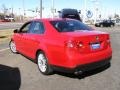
<box><xmin>116</xmin><ymin>19</ymin><xmax>120</xmax><ymax>26</ymax></box>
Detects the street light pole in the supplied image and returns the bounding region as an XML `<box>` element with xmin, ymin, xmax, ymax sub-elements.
<box><xmin>40</xmin><ymin>0</ymin><xmax>42</xmax><ymax>18</ymax></box>
<box><xmin>22</xmin><ymin>0</ymin><xmax>25</xmax><ymax>21</ymax></box>
<box><xmin>91</xmin><ymin>0</ymin><xmax>99</xmax><ymax>23</ymax></box>
<box><xmin>51</xmin><ymin>0</ymin><xmax>54</xmax><ymax>18</ymax></box>
<box><xmin>83</xmin><ymin>0</ymin><xmax>87</xmax><ymax>23</ymax></box>
<box><xmin>19</xmin><ymin>8</ymin><xmax>21</xmax><ymax>21</ymax></box>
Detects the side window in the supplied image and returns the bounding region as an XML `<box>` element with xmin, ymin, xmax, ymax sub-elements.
<box><xmin>30</xmin><ymin>22</ymin><xmax>45</xmax><ymax>34</ymax></box>
<box><xmin>20</xmin><ymin>22</ymin><xmax>31</xmax><ymax>33</ymax></box>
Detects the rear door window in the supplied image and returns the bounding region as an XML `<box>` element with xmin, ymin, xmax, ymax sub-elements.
<box><xmin>29</xmin><ymin>21</ymin><xmax>45</xmax><ymax>34</ymax></box>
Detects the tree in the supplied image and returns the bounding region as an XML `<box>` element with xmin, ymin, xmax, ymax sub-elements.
<box><xmin>1</xmin><ymin>4</ymin><xmax>8</xmax><ymax>15</ymax></box>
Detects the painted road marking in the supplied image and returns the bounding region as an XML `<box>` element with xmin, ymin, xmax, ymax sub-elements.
<box><xmin>0</xmin><ymin>48</ymin><xmax>9</xmax><ymax>52</ymax></box>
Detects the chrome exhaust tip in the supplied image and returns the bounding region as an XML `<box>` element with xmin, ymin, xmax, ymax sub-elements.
<box><xmin>74</xmin><ymin>71</ymin><xmax>83</xmax><ymax>75</ymax></box>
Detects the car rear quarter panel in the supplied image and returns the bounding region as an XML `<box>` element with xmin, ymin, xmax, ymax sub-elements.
<box><xmin>40</xmin><ymin>20</ymin><xmax>70</xmax><ymax>66</ymax></box>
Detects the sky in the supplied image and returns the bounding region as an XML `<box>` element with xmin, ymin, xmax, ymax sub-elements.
<box><xmin>0</xmin><ymin>0</ymin><xmax>120</xmax><ymax>18</ymax></box>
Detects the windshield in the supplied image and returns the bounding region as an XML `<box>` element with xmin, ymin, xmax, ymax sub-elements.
<box><xmin>50</xmin><ymin>20</ymin><xmax>92</xmax><ymax>32</ymax></box>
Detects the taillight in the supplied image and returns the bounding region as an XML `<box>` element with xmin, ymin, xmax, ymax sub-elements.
<box><xmin>107</xmin><ymin>39</ymin><xmax>110</xmax><ymax>43</ymax></box>
<box><xmin>66</xmin><ymin>40</ymin><xmax>83</xmax><ymax>48</ymax></box>
<box><xmin>77</xmin><ymin>42</ymin><xmax>83</xmax><ymax>48</ymax></box>
<box><xmin>66</xmin><ymin>40</ymin><xmax>75</xmax><ymax>48</ymax></box>
<box><xmin>106</xmin><ymin>35</ymin><xmax>111</xmax><ymax>47</ymax></box>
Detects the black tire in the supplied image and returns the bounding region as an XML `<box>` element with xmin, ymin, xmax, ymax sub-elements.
<box><xmin>9</xmin><ymin>40</ymin><xmax>18</xmax><ymax>53</ymax></box>
<box><xmin>100</xmin><ymin>24</ymin><xmax>103</xmax><ymax>27</ymax></box>
<box><xmin>37</xmin><ymin>51</ymin><xmax>53</xmax><ymax>75</ymax></box>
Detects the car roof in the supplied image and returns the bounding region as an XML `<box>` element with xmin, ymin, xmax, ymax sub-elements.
<box><xmin>61</xmin><ymin>8</ymin><xmax>78</xmax><ymax>14</ymax></box>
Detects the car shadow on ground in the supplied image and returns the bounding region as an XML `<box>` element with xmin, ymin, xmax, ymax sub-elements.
<box><xmin>54</xmin><ymin>63</ymin><xmax>111</xmax><ymax>79</ymax></box>
<box><xmin>0</xmin><ymin>64</ymin><xmax>21</xmax><ymax>90</ymax></box>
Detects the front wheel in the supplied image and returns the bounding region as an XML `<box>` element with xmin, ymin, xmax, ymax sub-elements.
<box><xmin>9</xmin><ymin>40</ymin><xmax>18</xmax><ymax>53</ymax></box>
<box><xmin>37</xmin><ymin>51</ymin><xmax>53</xmax><ymax>75</ymax></box>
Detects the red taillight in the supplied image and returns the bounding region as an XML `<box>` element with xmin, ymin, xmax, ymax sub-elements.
<box><xmin>107</xmin><ymin>39</ymin><xmax>110</xmax><ymax>43</ymax></box>
<box><xmin>106</xmin><ymin>35</ymin><xmax>111</xmax><ymax>47</ymax></box>
<box><xmin>66</xmin><ymin>41</ymin><xmax>74</xmax><ymax>48</ymax></box>
<box><xmin>107</xmin><ymin>39</ymin><xmax>111</xmax><ymax>47</ymax></box>
<box><xmin>66</xmin><ymin>40</ymin><xmax>83</xmax><ymax>48</ymax></box>
<box><xmin>77</xmin><ymin>42</ymin><xmax>83</xmax><ymax>48</ymax></box>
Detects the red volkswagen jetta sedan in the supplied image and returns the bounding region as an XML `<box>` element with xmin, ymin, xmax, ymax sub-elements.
<box><xmin>9</xmin><ymin>18</ymin><xmax>112</xmax><ymax>75</ymax></box>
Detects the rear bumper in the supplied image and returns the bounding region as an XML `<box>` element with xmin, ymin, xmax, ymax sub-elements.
<box><xmin>52</xmin><ymin>56</ymin><xmax>112</xmax><ymax>74</ymax></box>
<box><xmin>65</xmin><ymin>47</ymin><xmax>112</xmax><ymax>68</ymax></box>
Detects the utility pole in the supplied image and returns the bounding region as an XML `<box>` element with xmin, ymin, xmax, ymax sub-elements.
<box><xmin>51</xmin><ymin>0</ymin><xmax>54</xmax><ymax>18</ymax></box>
<box><xmin>22</xmin><ymin>0</ymin><xmax>26</xmax><ymax>21</ymax></box>
<box><xmin>19</xmin><ymin>8</ymin><xmax>21</xmax><ymax>21</ymax></box>
<box><xmin>12</xmin><ymin>7</ymin><xmax>13</xmax><ymax>16</ymax></box>
<box><xmin>90</xmin><ymin>0</ymin><xmax>99</xmax><ymax>22</ymax></box>
<box><xmin>40</xmin><ymin>0</ymin><xmax>42</xmax><ymax>18</ymax></box>
<box><xmin>83</xmin><ymin>0</ymin><xmax>87</xmax><ymax>23</ymax></box>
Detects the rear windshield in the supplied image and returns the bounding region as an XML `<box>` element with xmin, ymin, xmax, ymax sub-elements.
<box><xmin>50</xmin><ymin>20</ymin><xmax>92</xmax><ymax>32</ymax></box>
<box><xmin>63</xmin><ymin>14</ymin><xmax>80</xmax><ymax>20</ymax></box>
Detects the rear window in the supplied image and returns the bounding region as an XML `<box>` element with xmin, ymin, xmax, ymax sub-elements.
<box><xmin>63</xmin><ymin>14</ymin><xmax>80</xmax><ymax>20</ymax></box>
<box><xmin>50</xmin><ymin>20</ymin><xmax>92</xmax><ymax>32</ymax></box>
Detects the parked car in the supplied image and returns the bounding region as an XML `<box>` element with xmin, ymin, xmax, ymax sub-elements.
<box><xmin>95</xmin><ymin>20</ymin><xmax>115</xmax><ymax>27</ymax></box>
<box><xmin>4</xmin><ymin>16</ymin><xmax>15</xmax><ymax>22</ymax></box>
<box><xmin>58</xmin><ymin>8</ymin><xmax>82</xmax><ymax>21</ymax></box>
<box><xmin>9</xmin><ymin>18</ymin><xmax>112</xmax><ymax>75</ymax></box>
<box><xmin>115</xmin><ymin>19</ymin><xmax>120</xmax><ymax>26</ymax></box>
<box><xmin>0</xmin><ymin>15</ymin><xmax>15</xmax><ymax>22</ymax></box>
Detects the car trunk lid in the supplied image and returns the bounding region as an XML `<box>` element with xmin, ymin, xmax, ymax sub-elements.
<box><xmin>61</xmin><ymin>30</ymin><xmax>110</xmax><ymax>53</ymax></box>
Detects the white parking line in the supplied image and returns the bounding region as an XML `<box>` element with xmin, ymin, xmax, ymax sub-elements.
<box><xmin>0</xmin><ymin>48</ymin><xmax>9</xmax><ymax>52</ymax></box>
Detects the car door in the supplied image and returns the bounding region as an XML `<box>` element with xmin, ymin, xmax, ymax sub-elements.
<box><xmin>15</xmin><ymin>21</ymin><xmax>33</xmax><ymax>56</ymax></box>
<box><xmin>23</xmin><ymin>21</ymin><xmax>45</xmax><ymax>59</ymax></box>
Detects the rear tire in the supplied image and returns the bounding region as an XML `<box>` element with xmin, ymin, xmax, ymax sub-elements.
<box><xmin>37</xmin><ymin>51</ymin><xmax>53</xmax><ymax>75</ymax></box>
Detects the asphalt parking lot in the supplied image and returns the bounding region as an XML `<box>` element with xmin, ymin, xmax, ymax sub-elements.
<box><xmin>0</xmin><ymin>26</ymin><xmax>120</xmax><ymax>90</ymax></box>
<box><xmin>0</xmin><ymin>22</ymin><xmax>23</xmax><ymax>30</ymax></box>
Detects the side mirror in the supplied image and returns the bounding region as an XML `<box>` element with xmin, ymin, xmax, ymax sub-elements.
<box><xmin>13</xmin><ymin>29</ymin><xmax>18</xmax><ymax>33</ymax></box>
